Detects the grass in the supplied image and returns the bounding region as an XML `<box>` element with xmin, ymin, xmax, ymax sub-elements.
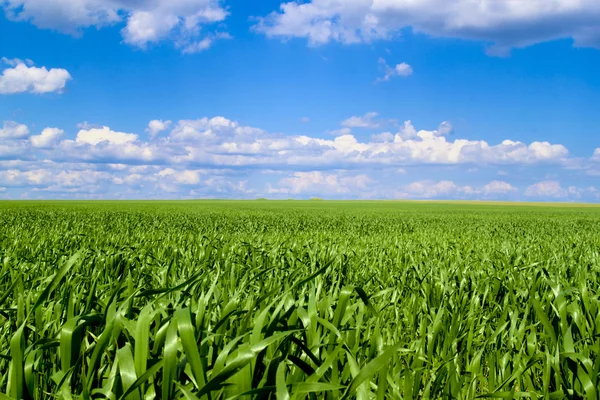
<box><xmin>0</xmin><ymin>200</ymin><xmax>599</xmax><ymax>399</ymax></box>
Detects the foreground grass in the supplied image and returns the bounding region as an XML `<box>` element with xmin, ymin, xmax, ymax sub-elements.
<box><xmin>0</xmin><ymin>201</ymin><xmax>599</xmax><ymax>399</ymax></box>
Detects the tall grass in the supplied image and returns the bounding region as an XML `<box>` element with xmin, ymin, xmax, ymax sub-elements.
<box><xmin>0</xmin><ymin>202</ymin><xmax>599</xmax><ymax>398</ymax></box>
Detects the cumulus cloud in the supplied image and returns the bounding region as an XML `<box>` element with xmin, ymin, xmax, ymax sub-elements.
<box><xmin>45</xmin><ymin>126</ymin><xmax>161</xmax><ymax>165</ymax></box>
<box><xmin>396</xmin><ymin>120</ymin><xmax>452</xmax><ymax>140</ymax></box>
<box><xmin>169</xmin><ymin>116</ymin><xmax>266</xmax><ymax>144</ymax></box>
<box><xmin>30</xmin><ymin>128</ymin><xmax>63</xmax><ymax>148</ymax></box>
<box><xmin>255</xmin><ymin>0</ymin><xmax>600</xmax><ymax>54</ymax></box>
<box><xmin>593</xmin><ymin>148</ymin><xmax>600</xmax><ymax>162</ymax></box>
<box><xmin>0</xmin><ymin>58</ymin><xmax>71</xmax><ymax>94</ymax></box>
<box><xmin>75</xmin><ymin>126</ymin><xmax>138</xmax><ymax>146</ymax></box>
<box><xmin>395</xmin><ymin>63</ymin><xmax>413</xmax><ymax>76</ymax></box>
<box><xmin>3</xmin><ymin>0</ymin><xmax>229</xmax><ymax>52</ymax></box>
<box><xmin>377</xmin><ymin>58</ymin><xmax>413</xmax><ymax>82</ymax></box>
<box><xmin>483</xmin><ymin>180</ymin><xmax>517</xmax><ymax>195</ymax></box>
<box><xmin>0</xmin><ymin>121</ymin><xmax>29</xmax><ymax>139</ymax></box>
<box><xmin>146</xmin><ymin>120</ymin><xmax>172</xmax><ymax>138</ymax></box>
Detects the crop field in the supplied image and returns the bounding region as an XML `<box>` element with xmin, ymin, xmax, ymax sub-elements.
<box><xmin>1</xmin><ymin>200</ymin><xmax>600</xmax><ymax>399</ymax></box>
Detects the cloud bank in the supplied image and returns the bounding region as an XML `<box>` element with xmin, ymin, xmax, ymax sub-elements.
<box><xmin>255</xmin><ymin>0</ymin><xmax>600</xmax><ymax>54</ymax></box>
<box><xmin>0</xmin><ymin>114</ymin><xmax>597</xmax><ymax>200</ymax></box>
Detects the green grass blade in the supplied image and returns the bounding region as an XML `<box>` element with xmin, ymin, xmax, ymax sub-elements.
<box><xmin>341</xmin><ymin>343</ymin><xmax>407</xmax><ymax>399</ymax></box>
<box><xmin>175</xmin><ymin>308</ymin><xmax>207</xmax><ymax>389</ymax></box>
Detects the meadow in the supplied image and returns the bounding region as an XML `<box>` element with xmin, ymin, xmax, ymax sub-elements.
<box><xmin>1</xmin><ymin>200</ymin><xmax>599</xmax><ymax>399</ymax></box>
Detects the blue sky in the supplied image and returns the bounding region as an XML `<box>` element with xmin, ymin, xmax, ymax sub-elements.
<box><xmin>1</xmin><ymin>0</ymin><xmax>599</xmax><ymax>200</ymax></box>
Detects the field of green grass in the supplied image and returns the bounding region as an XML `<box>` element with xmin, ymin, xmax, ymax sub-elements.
<box><xmin>1</xmin><ymin>200</ymin><xmax>600</xmax><ymax>399</ymax></box>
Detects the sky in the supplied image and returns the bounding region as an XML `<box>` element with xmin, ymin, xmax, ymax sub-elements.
<box><xmin>0</xmin><ymin>0</ymin><xmax>599</xmax><ymax>201</ymax></box>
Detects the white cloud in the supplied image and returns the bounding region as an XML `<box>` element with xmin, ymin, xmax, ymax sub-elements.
<box><xmin>328</xmin><ymin>127</ymin><xmax>352</xmax><ymax>136</ymax></box>
<box><xmin>76</xmin><ymin>121</ymin><xmax>103</xmax><ymax>130</ymax></box>
<box><xmin>395</xmin><ymin>63</ymin><xmax>413</xmax><ymax>76</ymax></box>
<box><xmin>180</xmin><ymin>37</ymin><xmax>213</xmax><ymax>53</ymax></box>
<box><xmin>483</xmin><ymin>180</ymin><xmax>517</xmax><ymax>195</ymax></box>
<box><xmin>524</xmin><ymin>181</ymin><xmax>597</xmax><ymax>199</ymax></box>
<box><xmin>255</xmin><ymin>0</ymin><xmax>600</xmax><ymax>54</ymax></box>
<box><xmin>157</xmin><ymin>168</ymin><xmax>201</xmax><ymax>185</ymax></box>
<box><xmin>0</xmin><ymin>166</ymin><xmax>112</xmax><ymax>188</ymax></box>
<box><xmin>525</xmin><ymin>181</ymin><xmax>565</xmax><ymax>198</ymax></box>
<box><xmin>49</xmin><ymin>127</ymin><xmax>160</xmax><ymax>165</ymax></box>
<box><xmin>398</xmin><ymin>179</ymin><xmax>516</xmax><ymax>199</ymax></box>
<box><xmin>0</xmin><ymin>58</ymin><xmax>71</xmax><ymax>94</ymax></box>
<box><xmin>300</xmin><ymin>117</ymin><xmax>310</xmax><ymax>123</ymax></box>
<box><xmin>0</xmin><ymin>159</ymin><xmax>596</xmax><ymax>201</ymax></box>
<box><xmin>3</xmin><ymin>0</ymin><xmax>229</xmax><ymax>52</ymax></box>
<box><xmin>59</xmin><ymin>142</ymin><xmax>158</xmax><ymax>164</ymax></box>
<box><xmin>371</xmin><ymin>132</ymin><xmax>394</xmax><ymax>143</ymax></box>
<box><xmin>0</xmin><ymin>168</ymin><xmax>52</xmax><ymax>186</ymax></box>
<box><xmin>0</xmin><ymin>116</ymin><xmax>575</xmax><ymax>171</ymax></box>
<box><xmin>179</xmin><ymin>32</ymin><xmax>232</xmax><ymax>54</ymax></box>
<box><xmin>30</xmin><ymin>128</ymin><xmax>64</xmax><ymax>148</ymax></box>
<box><xmin>0</xmin><ymin>121</ymin><xmax>29</xmax><ymax>139</ymax></box>
<box><xmin>42</xmin><ymin>117</ymin><xmax>571</xmax><ymax>169</ymax></box>
<box><xmin>75</xmin><ymin>126</ymin><xmax>138</xmax><ymax>146</ymax></box>
<box><xmin>0</xmin><ymin>114</ymin><xmax>594</xmax><ymax>199</ymax></box>
<box><xmin>377</xmin><ymin>58</ymin><xmax>413</xmax><ymax>82</ymax></box>
<box><xmin>112</xmin><ymin>173</ymin><xmax>144</xmax><ymax>186</ymax></box>
<box><xmin>395</xmin><ymin>120</ymin><xmax>452</xmax><ymax>140</ymax></box>
<box><xmin>0</xmin><ymin>142</ymin><xmax>29</xmax><ymax>160</ymax></box>
<box><xmin>169</xmin><ymin>116</ymin><xmax>267</xmax><ymax>145</ymax></box>
<box><xmin>192</xmin><ymin>176</ymin><xmax>251</xmax><ymax>197</ymax></box>
<box><xmin>0</xmin><ymin>162</ymin><xmax>156</xmax><ymax>198</ymax></box>
<box><xmin>593</xmin><ymin>148</ymin><xmax>600</xmax><ymax>162</ymax></box>
<box><xmin>398</xmin><ymin>180</ymin><xmax>476</xmax><ymax>199</ymax></box>
<box><xmin>437</xmin><ymin>121</ymin><xmax>453</xmax><ymax>135</ymax></box>
<box><xmin>1</xmin><ymin>58</ymin><xmax>33</xmax><ymax>67</ymax></box>
<box><xmin>5</xmin><ymin>167</ymin><xmax>119</xmax><ymax>197</ymax></box>
<box><xmin>341</xmin><ymin>112</ymin><xmax>380</xmax><ymax>128</ymax></box>
<box><xmin>122</xmin><ymin>10</ymin><xmax>180</xmax><ymax>47</ymax></box>
<box><xmin>274</xmin><ymin>171</ymin><xmax>371</xmax><ymax>195</ymax></box>
<box><xmin>55</xmin><ymin>170</ymin><xmax>112</xmax><ymax>187</ymax></box>
<box><xmin>146</xmin><ymin>120</ymin><xmax>172</xmax><ymax>138</ymax></box>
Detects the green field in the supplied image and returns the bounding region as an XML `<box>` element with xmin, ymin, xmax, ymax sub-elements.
<box><xmin>1</xmin><ymin>201</ymin><xmax>600</xmax><ymax>399</ymax></box>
